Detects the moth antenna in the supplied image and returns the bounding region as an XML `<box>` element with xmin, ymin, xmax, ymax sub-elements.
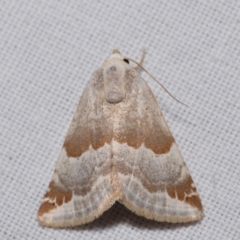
<box><xmin>134</xmin><ymin>48</ymin><xmax>146</xmax><ymax>71</ymax></box>
<box><xmin>125</xmin><ymin>56</ymin><xmax>189</xmax><ymax>107</ymax></box>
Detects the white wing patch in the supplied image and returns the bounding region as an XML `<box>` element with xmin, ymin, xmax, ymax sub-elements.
<box><xmin>114</xmin><ymin>141</ymin><xmax>202</xmax><ymax>222</ymax></box>
<box><xmin>38</xmin><ymin>144</ymin><xmax>118</xmax><ymax>227</ymax></box>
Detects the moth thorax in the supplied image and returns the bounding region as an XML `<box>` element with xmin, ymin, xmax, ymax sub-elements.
<box><xmin>103</xmin><ymin>63</ymin><xmax>126</xmax><ymax>104</ymax></box>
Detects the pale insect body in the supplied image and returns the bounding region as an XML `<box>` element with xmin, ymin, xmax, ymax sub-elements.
<box><xmin>37</xmin><ymin>50</ymin><xmax>203</xmax><ymax>227</ymax></box>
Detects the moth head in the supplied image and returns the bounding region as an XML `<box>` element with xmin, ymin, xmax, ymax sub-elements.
<box><xmin>101</xmin><ymin>49</ymin><xmax>129</xmax><ymax>67</ymax></box>
<box><xmin>101</xmin><ymin>49</ymin><xmax>130</xmax><ymax>104</ymax></box>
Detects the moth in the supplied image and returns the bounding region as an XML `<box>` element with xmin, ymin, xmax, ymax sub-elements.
<box><xmin>37</xmin><ymin>49</ymin><xmax>203</xmax><ymax>227</ymax></box>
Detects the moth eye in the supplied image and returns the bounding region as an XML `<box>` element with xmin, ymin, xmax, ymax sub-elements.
<box><xmin>123</xmin><ymin>59</ymin><xmax>129</xmax><ymax>64</ymax></box>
